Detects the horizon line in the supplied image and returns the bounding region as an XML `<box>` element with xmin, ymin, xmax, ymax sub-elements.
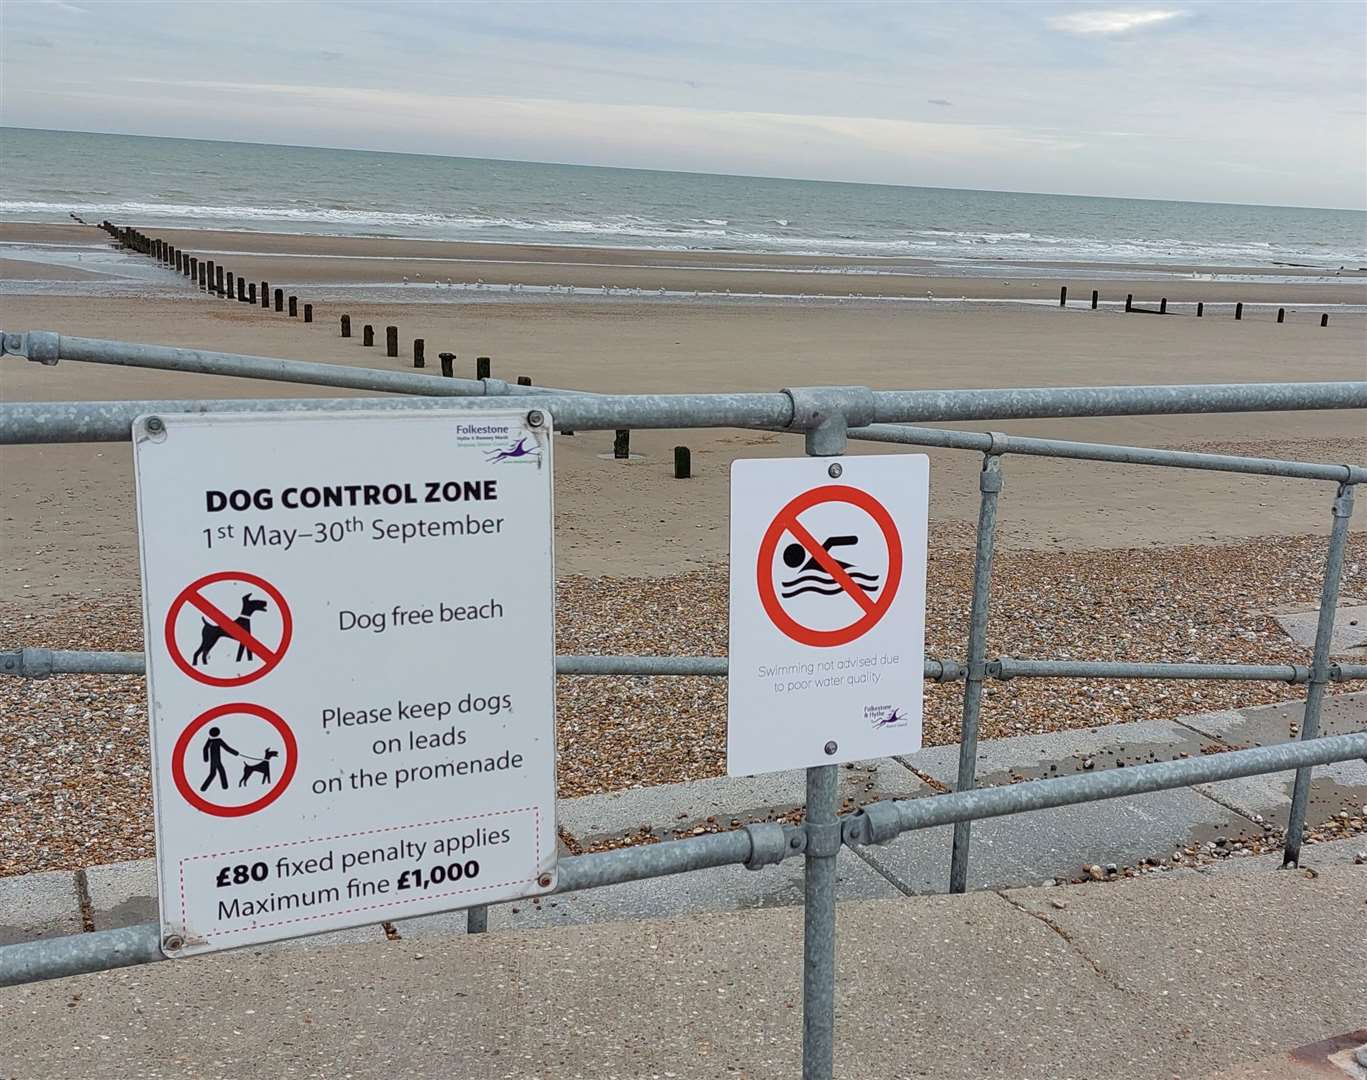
<box><xmin>4</xmin><ymin>124</ymin><xmax>1363</xmax><ymax>215</ymax></box>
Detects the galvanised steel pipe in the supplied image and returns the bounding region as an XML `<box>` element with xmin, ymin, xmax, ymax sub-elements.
<box><xmin>0</xmin><ymin>648</ymin><xmax>963</xmax><ymax>681</ymax></box>
<box><xmin>993</xmin><ymin>659</ymin><xmax>1314</xmax><ymax>682</ymax></box>
<box><xmin>13</xmin><ymin>649</ymin><xmax>1362</xmax><ymax>685</ymax></box>
<box><xmin>869</xmin><ymin>382</ymin><xmax>1367</xmax><ymax>423</ymax></box>
<box><xmin>846</xmin><ymin>729</ymin><xmax>1367</xmax><ymax>843</ymax></box>
<box><xmin>0</xmin><ymin>394</ymin><xmax>801</xmax><ymax>444</ymax></box>
<box><xmin>1283</xmin><ymin>482</ymin><xmax>1356</xmax><ymax>868</ymax></box>
<box><xmin>852</xmin><ymin>424</ymin><xmax>1367</xmax><ymax>485</ymax></box>
<box><xmin>949</xmin><ymin>454</ymin><xmax>1003</xmax><ymax>894</ymax></box>
<box><xmin>7</xmin><ymin>330</ymin><xmax>582</xmax><ymax>400</ymax></box>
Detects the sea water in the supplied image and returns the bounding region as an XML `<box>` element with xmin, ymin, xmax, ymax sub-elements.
<box><xmin>2</xmin><ymin>127</ymin><xmax>1364</xmax><ymax>270</ymax></box>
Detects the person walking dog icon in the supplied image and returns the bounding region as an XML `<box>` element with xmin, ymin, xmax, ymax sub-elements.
<box><xmin>199</xmin><ymin>726</ymin><xmax>240</xmax><ymax>792</ymax></box>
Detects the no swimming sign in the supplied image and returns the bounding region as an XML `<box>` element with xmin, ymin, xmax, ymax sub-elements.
<box><xmin>728</xmin><ymin>454</ymin><xmax>930</xmax><ymax>775</ymax></box>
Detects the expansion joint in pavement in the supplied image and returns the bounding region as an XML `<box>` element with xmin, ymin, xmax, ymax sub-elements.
<box><xmin>846</xmin><ymin>841</ymin><xmax>917</xmax><ymax>896</ymax></box>
<box><xmin>72</xmin><ymin>869</ymin><xmax>94</xmax><ymax>934</ymax></box>
<box><xmin>993</xmin><ymin>888</ymin><xmax>1130</xmax><ymax>993</ymax></box>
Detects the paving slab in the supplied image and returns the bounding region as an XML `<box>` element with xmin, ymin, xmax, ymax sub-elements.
<box><xmin>1180</xmin><ymin>693</ymin><xmax>1367</xmax><ymax>827</ymax></box>
<box><xmin>393</xmin><ymin>846</ymin><xmax>899</xmax><ymax>938</ymax></box>
<box><xmin>0</xmin><ymin>871</ymin><xmax>80</xmax><ymax>946</ymax></box>
<box><xmin>3</xmin><ymin>868</ymin><xmax>1364</xmax><ymax>1080</ymax></box>
<box><xmin>872</xmin><ymin>719</ymin><xmax>1256</xmax><ymax>890</ymax></box>
<box><xmin>559</xmin><ymin>757</ymin><xmax>929</xmax><ymax>843</ymax></box>
<box><xmin>856</xmin><ymin>786</ymin><xmax>1250</xmax><ymax>892</ymax></box>
<box><xmin>899</xmin><ymin>717</ymin><xmax>1214</xmax><ymax>786</ymax></box>
<box><xmin>1270</xmin><ymin>598</ymin><xmax>1367</xmax><ymax>657</ymax></box>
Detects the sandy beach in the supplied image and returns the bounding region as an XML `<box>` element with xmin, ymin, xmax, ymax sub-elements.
<box><xmin>1</xmin><ymin>220</ymin><xmax>1364</xmax><ymax>873</ymax></box>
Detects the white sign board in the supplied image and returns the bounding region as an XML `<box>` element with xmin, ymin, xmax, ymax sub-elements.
<box><xmin>728</xmin><ymin>454</ymin><xmax>929</xmax><ymax>775</ymax></box>
<box><xmin>134</xmin><ymin>409</ymin><xmax>557</xmax><ymax>956</ymax></box>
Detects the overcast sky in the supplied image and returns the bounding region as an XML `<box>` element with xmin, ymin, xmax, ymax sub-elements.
<box><xmin>2</xmin><ymin>0</ymin><xmax>1364</xmax><ymax>208</ymax></box>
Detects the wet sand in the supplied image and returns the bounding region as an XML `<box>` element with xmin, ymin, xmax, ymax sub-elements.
<box><xmin>5</xmin><ymin>222</ymin><xmax>1366</xmax><ymax>305</ymax></box>
<box><xmin>2</xmin><ymin>261</ymin><xmax>1364</xmax><ymax>601</ymax></box>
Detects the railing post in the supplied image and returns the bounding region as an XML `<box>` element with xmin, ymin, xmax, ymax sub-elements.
<box><xmin>1282</xmin><ymin>482</ymin><xmax>1355</xmax><ymax>867</ymax></box>
<box><xmin>803</xmin><ymin>764</ymin><xmax>838</xmax><ymax>1080</ymax></box>
<box><xmin>801</xmin><ymin>409</ymin><xmax>846</xmax><ymax>1080</ymax></box>
<box><xmin>949</xmin><ymin>452</ymin><xmax>1004</xmax><ymax>893</ymax></box>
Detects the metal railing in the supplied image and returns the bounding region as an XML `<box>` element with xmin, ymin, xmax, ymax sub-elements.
<box><xmin>2</xmin><ymin>330</ymin><xmax>1365</xmax><ymax>1080</ymax></box>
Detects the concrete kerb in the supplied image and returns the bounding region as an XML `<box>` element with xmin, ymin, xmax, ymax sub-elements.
<box><xmin>0</xmin><ymin>872</ymin><xmax>82</xmax><ymax>947</ymax></box>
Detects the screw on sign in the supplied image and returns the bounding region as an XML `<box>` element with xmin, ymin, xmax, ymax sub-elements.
<box><xmin>756</xmin><ymin>485</ymin><xmax>902</xmax><ymax>648</ymax></box>
<box><xmin>164</xmin><ymin>571</ymin><xmax>292</xmax><ymax>686</ymax></box>
<box><xmin>170</xmin><ymin>702</ymin><xmax>298</xmax><ymax>817</ymax></box>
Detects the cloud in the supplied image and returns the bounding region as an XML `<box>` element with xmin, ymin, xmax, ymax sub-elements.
<box><xmin>1048</xmin><ymin>9</ymin><xmax>1184</xmax><ymax>35</ymax></box>
<box><xmin>927</xmin><ymin>98</ymin><xmax>953</xmax><ymax>107</ymax></box>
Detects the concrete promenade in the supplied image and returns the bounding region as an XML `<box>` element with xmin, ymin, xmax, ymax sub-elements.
<box><xmin>2</xmin><ymin>864</ymin><xmax>1364</xmax><ymax>1079</ymax></box>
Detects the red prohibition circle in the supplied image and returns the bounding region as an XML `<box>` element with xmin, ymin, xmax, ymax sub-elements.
<box><xmin>171</xmin><ymin>703</ymin><xmax>298</xmax><ymax>817</ymax></box>
<box><xmin>164</xmin><ymin>570</ymin><xmax>293</xmax><ymax>687</ymax></box>
<box><xmin>756</xmin><ymin>484</ymin><xmax>903</xmax><ymax>648</ymax></box>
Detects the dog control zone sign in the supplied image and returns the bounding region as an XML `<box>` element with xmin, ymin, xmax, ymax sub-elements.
<box><xmin>728</xmin><ymin>454</ymin><xmax>929</xmax><ymax>775</ymax></box>
<box><xmin>133</xmin><ymin>409</ymin><xmax>557</xmax><ymax>957</ymax></box>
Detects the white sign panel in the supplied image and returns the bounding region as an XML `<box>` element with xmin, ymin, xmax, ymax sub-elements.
<box><xmin>134</xmin><ymin>409</ymin><xmax>557</xmax><ymax>956</ymax></box>
<box><xmin>728</xmin><ymin>454</ymin><xmax>929</xmax><ymax>774</ymax></box>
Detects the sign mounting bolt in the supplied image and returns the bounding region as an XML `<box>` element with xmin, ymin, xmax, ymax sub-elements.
<box><xmin>145</xmin><ymin>416</ymin><xmax>165</xmax><ymax>434</ymax></box>
<box><xmin>163</xmin><ymin>934</ymin><xmax>184</xmax><ymax>951</ymax></box>
<box><xmin>526</xmin><ymin>410</ymin><xmax>545</xmax><ymax>429</ymax></box>
<box><xmin>537</xmin><ymin>873</ymin><xmax>553</xmax><ymax>888</ymax></box>
<box><xmin>827</xmin><ymin>463</ymin><xmax>842</xmax><ymax>478</ymax></box>
<box><xmin>824</xmin><ymin>741</ymin><xmax>838</xmax><ymax>756</ymax></box>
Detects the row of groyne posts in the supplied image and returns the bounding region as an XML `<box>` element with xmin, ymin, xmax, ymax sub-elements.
<box><xmin>102</xmin><ymin>221</ymin><xmax>314</xmax><ymax>322</ymax></box>
<box><xmin>1056</xmin><ymin>285</ymin><xmax>1332</xmax><ymax>326</ymax></box>
<box><xmin>99</xmin><ymin>221</ymin><xmax>694</xmax><ymax>478</ymax></box>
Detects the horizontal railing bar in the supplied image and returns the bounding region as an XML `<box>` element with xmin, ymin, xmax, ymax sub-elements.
<box><xmin>852</xmin><ymin>425</ymin><xmax>1367</xmax><ymax>484</ymax></box>
<box><xmin>11</xmin><ymin>331</ymin><xmax>587</xmax><ymax>400</ymax></box>
<box><xmin>867</xmin><ymin>383</ymin><xmax>1367</xmax><ymax>422</ymax></box>
<box><xmin>861</xmin><ymin>730</ymin><xmax>1367</xmax><ymax>838</ymax></box>
<box><xmin>5</xmin><ymin>731</ymin><xmax>1365</xmax><ymax>988</ymax></box>
<box><xmin>993</xmin><ymin>658</ymin><xmax>1316</xmax><ymax>682</ymax></box>
<box><xmin>12</xmin><ymin>649</ymin><xmax>1364</xmax><ymax>685</ymax></box>
<box><xmin>0</xmin><ymin>394</ymin><xmax>798</xmax><ymax>443</ymax></box>
<box><xmin>0</xmin><ymin>647</ymin><xmax>960</xmax><ymax>682</ymax></box>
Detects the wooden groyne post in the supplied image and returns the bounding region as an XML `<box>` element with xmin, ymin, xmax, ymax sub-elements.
<box><xmin>1059</xmin><ymin>286</ymin><xmax>1067</xmax><ymax>307</ymax></box>
<box><xmin>288</xmin><ymin>296</ymin><xmax>298</xmax><ymax>318</ymax></box>
<box><xmin>439</xmin><ymin>352</ymin><xmax>455</xmax><ymax>378</ymax></box>
<box><xmin>274</xmin><ymin>288</ymin><xmax>284</xmax><ymax>313</ymax></box>
<box><xmin>1235</xmin><ymin>302</ymin><xmax>1243</xmax><ymax>321</ymax></box>
<box><xmin>674</xmin><ymin>446</ymin><xmax>691</xmax><ymax>479</ymax></box>
<box><xmin>614</xmin><ymin>430</ymin><xmax>630</xmax><ymax>459</ymax></box>
<box><xmin>1090</xmin><ymin>290</ymin><xmax>1098</xmax><ymax>310</ymax></box>
<box><xmin>386</xmin><ymin>326</ymin><xmax>398</xmax><ymax>358</ymax></box>
<box><xmin>476</xmin><ymin>356</ymin><xmax>491</xmax><ymax>380</ymax></box>
<box><xmin>413</xmin><ymin>339</ymin><xmax>425</xmax><ymax>368</ymax></box>
<box><xmin>362</xmin><ymin>325</ymin><xmax>375</xmax><ymax>347</ymax></box>
<box><xmin>304</xmin><ymin>303</ymin><xmax>313</xmax><ymax>323</ymax></box>
<box><xmin>341</xmin><ymin>315</ymin><xmax>351</xmax><ymax>338</ymax></box>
